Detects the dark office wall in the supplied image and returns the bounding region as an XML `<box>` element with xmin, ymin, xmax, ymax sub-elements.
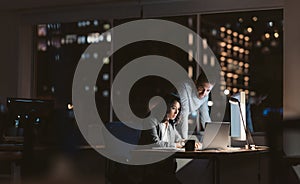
<box><xmin>284</xmin><ymin>0</ymin><xmax>300</xmax><ymax>178</ymax></box>
<box><xmin>0</xmin><ymin>13</ymin><xmax>19</xmax><ymax>99</ymax></box>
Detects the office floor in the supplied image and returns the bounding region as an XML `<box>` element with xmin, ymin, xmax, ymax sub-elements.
<box><xmin>0</xmin><ymin>149</ymin><xmax>106</xmax><ymax>184</ymax></box>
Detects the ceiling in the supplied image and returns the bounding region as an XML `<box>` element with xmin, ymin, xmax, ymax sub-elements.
<box><xmin>0</xmin><ymin>0</ymin><xmax>180</xmax><ymax>12</ymax></box>
<box><xmin>1</xmin><ymin>0</ymin><xmax>284</xmax><ymax>18</ymax></box>
<box><xmin>0</xmin><ymin>0</ymin><xmax>126</xmax><ymax>11</ymax></box>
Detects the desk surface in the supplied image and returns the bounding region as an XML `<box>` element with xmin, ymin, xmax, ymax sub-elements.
<box><xmin>133</xmin><ymin>146</ymin><xmax>269</xmax><ymax>159</ymax></box>
<box><xmin>135</xmin><ymin>146</ymin><xmax>268</xmax><ymax>152</ymax></box>
<box><xmin>175</xmin><ymin>146</ymin><xmax>268</xmax><ymax>158</ymax></box>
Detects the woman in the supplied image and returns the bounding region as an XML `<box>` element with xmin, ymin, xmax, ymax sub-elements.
<box><xmin>139</xmin><ymin>94</ymin><xmax>186</xmax><ymax>148</ymax></box>
<box><xmin>139</xmin><ymin>94</ymin><xmax>184</xmax><ymax>184</ymax></box>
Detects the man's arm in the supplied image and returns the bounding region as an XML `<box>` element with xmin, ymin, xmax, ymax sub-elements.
<box><xmin>199</xmin><ymin>96</ymin><xmax>211</xmax><ymax>129</ymax></box>
<box><xmin>176</xmin><ymin>83</ymin><xmax>190</xmax><ymax>139</ymax></box>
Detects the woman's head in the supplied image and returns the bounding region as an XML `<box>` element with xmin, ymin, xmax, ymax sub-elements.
<box><xmin>164</xmin><ymin>94</ymin><xmax>181</xmax><ymax>122</ymax></box>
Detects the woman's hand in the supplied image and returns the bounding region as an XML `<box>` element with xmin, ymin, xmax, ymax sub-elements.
<box><xmin>176</xmin><ymin>140</ymin><xmax>186</xmax><ymax>148</ymax></box>
<box><xmin>195</xmin><ymin>142</ymin><xmax>202</xmax><ymax>149</ymax></box>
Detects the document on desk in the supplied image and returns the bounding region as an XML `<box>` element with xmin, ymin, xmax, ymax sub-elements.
<box><xmin>195</xmin><ymin>146</ymin><xmax>243</xmax><ymax>152</ymax></box>
<box><xmin>151</xmin><ymin>147</ymin><xmax>243</xmax><ymax>152</ymax></box>
<box><xmin>152</xmin><ymin>147</ymin><xmax>180</xmax><ymax>150</ymax></box>
<box><xmin>225</xmin><ymin>147</ymin><xmax>242</xmax><ymax>151</ymax></box>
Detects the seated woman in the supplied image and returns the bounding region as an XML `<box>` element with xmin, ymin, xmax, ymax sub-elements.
<box><xmin>139</xmin><ymin>94</ymin><xmax>199</xmax><ymax>184</ymax></box>
<box><xmin>139</xmin><ymin>93</ymin><xmax>185</xmax><ymax>148</ymax></box>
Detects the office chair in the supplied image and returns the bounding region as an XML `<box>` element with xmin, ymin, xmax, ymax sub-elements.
<box><xmin>267</xmin><ymin>117</ymin><xmax>300</xmax><ymax>184</ymax></box>
<box><xmin>103</xmin><ymin>121</ymin><xmax>141</xmax><ymax>184</ymax></box>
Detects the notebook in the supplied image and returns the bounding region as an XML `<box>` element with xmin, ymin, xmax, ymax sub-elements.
<box><xmin>199</xmin><ymin>122</ymin><xmax>230</xmax><ymax>150</ymax></box>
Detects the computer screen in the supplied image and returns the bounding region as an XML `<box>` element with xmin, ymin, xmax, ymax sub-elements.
<box><xmin>230</xmin><ymin>92</ymin><xmax>246</xmax><ymax>141</ymax></box>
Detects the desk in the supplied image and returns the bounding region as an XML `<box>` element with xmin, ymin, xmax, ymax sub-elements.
<box><xmin>133</xmin><ymin>146</ymin><xmax>269</xmax><ymax>184</ymax></box>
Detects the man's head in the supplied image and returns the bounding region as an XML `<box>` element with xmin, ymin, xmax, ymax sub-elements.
<box><xmin>195</xmin><ymin>70</ymin><xmax>215</xmax><ymax>99</ymax></box>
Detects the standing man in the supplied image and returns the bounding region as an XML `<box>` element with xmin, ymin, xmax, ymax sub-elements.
<box><xmin>176</xmin><ymin>71</ymin><xmax>215</xmax><ymax>139</ymax></box>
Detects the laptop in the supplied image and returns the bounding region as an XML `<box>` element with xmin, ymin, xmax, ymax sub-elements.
<box><xmin>199</xmin><ymin>122</ymin><xmax>230</xmax><ymax>150</ymax></box>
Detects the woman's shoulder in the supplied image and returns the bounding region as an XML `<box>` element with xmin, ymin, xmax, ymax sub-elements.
<box><xmin>148</xmin><ymin>117</ymin><xmax>161</xmax><ymax>126</ymax></box>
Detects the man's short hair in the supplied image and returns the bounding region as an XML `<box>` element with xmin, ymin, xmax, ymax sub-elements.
<box><xmin>196</xmin><ymin>69</ymin><xmax>216</xmax><ymax>87</ymax></box>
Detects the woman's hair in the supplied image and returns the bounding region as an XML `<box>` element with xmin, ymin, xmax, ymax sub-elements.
<box><xmin>147</xmin><ymin>93</ymin><xmax>181</xmax><ymax>124</ymax></box>
<box><xmin>196</xmin><ymin>69</ymin><xmax>216</xmax><ymax>87</ymax></box>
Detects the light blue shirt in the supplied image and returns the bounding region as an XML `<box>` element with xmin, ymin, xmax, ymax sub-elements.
<box><xmin>176</xmin><ymin>80</ymin><xmax>211</xmax><ymax>139</ymax></box>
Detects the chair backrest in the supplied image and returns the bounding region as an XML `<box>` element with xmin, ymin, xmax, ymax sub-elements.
<box><xmin>105</xmin><ymin>121</ymin><xmax>141</xmax><ymax>145</ymax></box>
<box><xmin>103</xmin><ymin>121</ymin><xmax>141</xmax><ymax>162</ymax></box>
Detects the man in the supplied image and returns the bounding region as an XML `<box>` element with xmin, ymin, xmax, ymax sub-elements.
<box><xmin>176</xmin><ymin>71</ymin><xmax>215</xmax><ymax>139</ymax></box>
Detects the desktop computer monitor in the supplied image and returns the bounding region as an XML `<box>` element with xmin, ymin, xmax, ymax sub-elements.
<box><xmin>230</xmin><ymin>92</ymin><xmax>246</xmax><ymax>141</ymax></box>
<box><xmin>5</xmin><ymin>98</ymin><xmax>54</xmax><ymax>144</ymax></box>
